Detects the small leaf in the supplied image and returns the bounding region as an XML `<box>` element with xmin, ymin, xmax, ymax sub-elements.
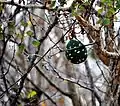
<box><xmin>18</xmin><ymin>44</ymin><xmax>25</xmax><ymax>54</ymax></box>
<box><xmin>27</xmin><ymin>21</ymin><xmax>32</xmax><ymax>26</ymax></box>
<box><xmin>102</xmin><ymin>18</ymin><xmax>110</xmax><ymax>26</ymax></box>
<box><xmin>0</xmin><ymin>33</ymin><xmax>3</xmax><ymax>40</ymax></box>
<box><xmin>32</xmin><ymin>40</ymin><xmax>40</xmax><ymax>47</ymax></box>
<box><xmin>21</xmin><ymin>20</ymin><xmax>28</xmax><ymax>27</ymax></box>
<box><xmin>16</xmin><ymin>33</ymin><xmax>23</xmax><ymax>39</ymax></box>
<box><xmin>97</xmin><ymin>19</ymin><xmax>102</xmax><ymax>24</ymax></box>
<box><xmin>9</xmin><ymin>21</ymin><xmax>15</xmax><ymax>28</ymax></box>
<box><xmin>101</xmin><ymin>0</ymin><xmax>106</xmax><ymax>3</ymax></box>
<box><xmin>101</xmin><ymin>0</ymin><xmax>112</xmax><ymax>4</ymax></box>
<box><xmin>26</xmin><ymin>30</ymin><xmax>33</xmax><ymax>36</ymax></box>
<box><xmin>0</xmin><ymin>4</ymin><xmax>3</xmax><ymax>12</ymax></box>
<box><xmin>78</xmin><ymin>5</ymin><xmax>84</xmax><ymax>11</ymax></box>
<box><xmin>27</xmin><ymin>91</ymin><xmax>37</xmax><ymax>98</ymax></box>
<box><xmin>98</xmin><ymin>8</ymin><xmax>104</xmax><ymax>14</ymax></box>
<box><xmin>50</xmin><ymin>0</ymin><xmax>56</xmax><ymax>7</ymax></box>
<box><xmin>109</xmin><ymin>8</ymin><xmax>115</xmax><ymax>14</ymax></box>
<box><xmin>116</xmin><ymin>0</ymin><xmax>120</xmax><ymax>9</ymax></box>
<box><xmin>8</xmin><ymin>21</ymin><xmax>15</xmax><ymax>32</ymax></box>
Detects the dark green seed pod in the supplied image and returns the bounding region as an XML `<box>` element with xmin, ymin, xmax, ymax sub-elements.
<box><xmin>65</xmin><ymin>39</ymin><xmax>87</xmax><ymax>64</ymax></box>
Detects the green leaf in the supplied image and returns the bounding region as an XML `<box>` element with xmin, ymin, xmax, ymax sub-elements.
<box><xmin>18</xmin><ymin>44</ymin><xmax>25</xmax><ymax>54</ymax></box>
<box><xmin>27</xmin><ymin>91</ymin><xmax>37</xmax><ymax>98</ymax></box>
<box><xmin>8</xmin><ymin>21</ymin><xmax>15</xmax><ymax>27</ymax></box>
<box><xmin>26</xmin><ymin>30</ymin><xmax>33</xmax><ymax>36</ymax></box>
<box><xmin>98</xmin><ymin>8</ymin><xmax>104</xmax><ymax>14</ymax></box>
<box><xmin>50</xmin><ymin>0</ymin><xmax>56</xmax><ymax>7</ymax></box>
<box><xmin>16</xmin><ymin>33</ymin><xmax>23</xmax><ymax>39</ymax></box>
<box><xmin>102</xmin><ymin>18</ymin><xmax>110</xmax><ymax>26</ymax></box>
<box><xmin>8</xmin><ymin>21</ymin><xmax>15</xmax><ymax>32</ymax></box>
<box><xmin>116</xmin><ymin>0</ymin><xmax>120</xmax><ymax>9</ymax></box>
<box><xmin>32</xmin><ymin>40</ymin><xmax>40</xmax><ymax>47</ymax></box>
<box><xmin>109</xmin><ymin>8</ymin><xmax>115</xmax><ymax>14</ymax></box>
<box><xmin>97</xmin><ymin>19</ymin><xmax>102</xmax><ymax>24</ymax></box>
<box><xmin>0</xmin><ymin>33</ymin><xmax>3</xmax><ymax>40</ymax></box>
<box><xmin>0</xmin><ymin>4</ymin><xmax>3</xmax><ymax>12</ymax></box>
<box><xmin>78</xmin><ymin>5</ymin><xmax>84</xmax><ymax>11</ymax></box>
<box><xmin>101</xmin><ymin>0</ymin><xmax>112</xmax><ymax>4</ymax></box>
<box><xmin>101</xmin><ymin>0</ymin><xmax>106</xmax><ymax>2</ymax></box>
<box><xmin>21</xmin><ymin>20</ymin><xmax>28</xmax><ymax>27</ymax></box>
<box><xmin>72</xmin><ymin>11</ymin><xmax>77</xmax><ymax>17</ymax></box>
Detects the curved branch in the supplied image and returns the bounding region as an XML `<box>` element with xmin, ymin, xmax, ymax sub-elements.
<box><xmin>75</xmin><ymin>15</ymin><xmax>119</xmax><ymax>61</ymax></box>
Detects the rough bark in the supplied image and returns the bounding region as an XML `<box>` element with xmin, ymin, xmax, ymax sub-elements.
<box><xmin>75</xmin><ymin>11</ymin><xmax>120</xmax><ymax>106</ymax></box>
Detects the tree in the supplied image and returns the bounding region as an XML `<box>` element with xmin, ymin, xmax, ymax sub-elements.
<box><xmin>0</xmin><ymin>0</ymin><xmax>120</xmax><ymax>106</ymax></box>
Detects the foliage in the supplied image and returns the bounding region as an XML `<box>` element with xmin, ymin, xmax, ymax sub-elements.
<box><xmin>32</xmin><ymin>40</ymin><xmax>40</xmax><ymax>47</ymax></box>
<box><xmin>17</xmin><ymin>44</ymin><xmax>25</xmax><ymax>55</ymax></box>
<box><xmin>0</xmin><ymin>0</ymin><xmax>120</xmax><ymax>106</ymax></box>
<box><xmin>27</xmin><ymin>90</ymin><xmax>37</xmax><ymax>99</ymax></box>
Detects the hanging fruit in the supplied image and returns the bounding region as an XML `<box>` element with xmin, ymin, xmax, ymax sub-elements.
<box><xmin>65</xmin><ymin>39</ymin><xmax>87</xmax><ymax>64</ymax></box>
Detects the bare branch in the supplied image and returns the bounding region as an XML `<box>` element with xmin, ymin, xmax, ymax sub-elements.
<box><xmin>35</xmin><ymin>66</ymin><xmax>71</xmax><ymax>97</ymax></box>
<box><xmin>0</xmin><ymin>1</ymin><xmax>51</xmax><ymax>10</ymax></box>
<box><xmin>26</xmin><ymin>78</ymin><xmax>57</xmax><ymax>106</ymax></box>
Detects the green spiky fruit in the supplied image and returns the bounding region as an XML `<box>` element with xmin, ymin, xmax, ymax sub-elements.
<box><xmin>65</xmin><ymin>39</ymin><xmax>87</xmax><ymax>64</ymax></box>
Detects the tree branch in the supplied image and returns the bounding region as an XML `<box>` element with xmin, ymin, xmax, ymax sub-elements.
<box><xmin>35</xmin><ymin>66</ymin><xmax>71</xmax><ymax>98</ymax></box>
<box><xmin>26</xmin><ymin>78</ymin><xmax>57</xmax><ymax>106</ymax></box>
<box><xmin>75</xmin><ymin>15</ymin><xmax>120</xmax><ymax>60</ymax></box>
<box><xmin>0</xmin><ymin>1</ymin><xmax>51</xmax><ymax>10</ymax></box>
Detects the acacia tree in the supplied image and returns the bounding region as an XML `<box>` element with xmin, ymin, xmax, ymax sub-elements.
<box><xmin>0</xmin><ymin>0</ymin><xmax>120</xmax><ymax>106</ymax></box>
